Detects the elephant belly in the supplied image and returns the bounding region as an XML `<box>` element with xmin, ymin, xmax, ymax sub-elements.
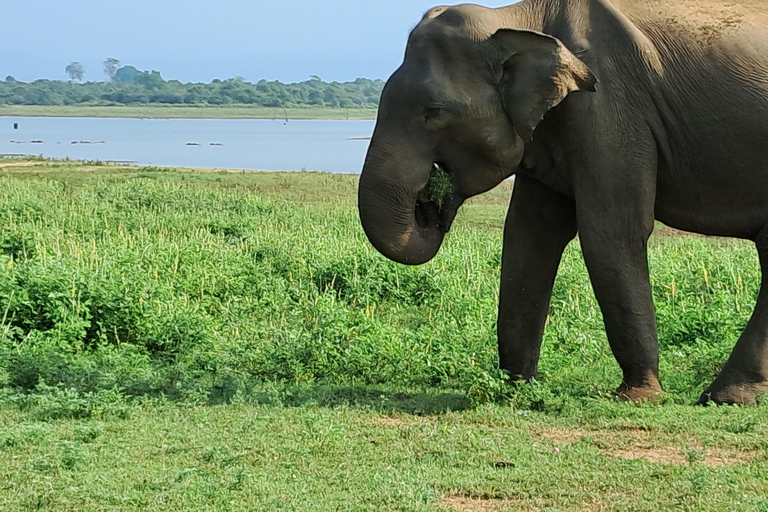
<box><xmin>654</xmin><ymin>168</ymin><xmax>768</xmax><ymax>240</ymax></box>
<box><xmin>652</xmin><ymin>86</ymin><xmax>768</xmax><ymax>240</ymax></box>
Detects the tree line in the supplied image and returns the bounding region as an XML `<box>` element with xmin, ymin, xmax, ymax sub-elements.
<box><xmin>1</xmin><ymin>62</ymin><xmax>384</xmax><ymax>109</ymax></box>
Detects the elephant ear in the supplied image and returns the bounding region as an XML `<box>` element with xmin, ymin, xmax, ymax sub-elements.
<box><xmin>490</xmin><ymin>29</ymin><xmax>597</xmax><ymax>141</ymax></box>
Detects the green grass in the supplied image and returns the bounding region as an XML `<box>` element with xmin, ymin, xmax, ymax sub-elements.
<box><xmin>0</xmin><ymin>159</ymin><xmax>766</xmax><ymax>511</ymax></box>
<box><xmin>427</xmin><ymin>165</ymin><xmax>456</xmax><ymax>207</ymax></box>
<box><xmin>0</xmin><ymin>104</ymin><xmax>377</xmax><ymax>120</ymax></box>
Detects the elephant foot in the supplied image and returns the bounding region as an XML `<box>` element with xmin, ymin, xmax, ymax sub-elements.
<box><xmin>615</xmin><ymin>377</ymin><xmax>664</xmax><ymax>403</ymax></box>
<box><xmin>504</xmin><ymin>372</ymin><xmax>537</xmax><ymax>383</ymax></box>
<box><xmin>697</xmin><ymin>380</ymin><xmax>768</xmax><ymax>406</ymax></box>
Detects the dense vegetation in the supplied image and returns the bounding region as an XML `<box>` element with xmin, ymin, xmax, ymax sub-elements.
<box><xmin>1</xmin><ymin>160</ymin><xmax>767</xmax><ymax>511</ymax></box>
<box><xmin>0</xmin><ymin>160</ymin><xmax>761</xmax><ymax>403</ymax></box>
<box><xmin>0</xmin><ymin>73</ymin><xmax>384</xmax><ymax>108</ymax></box>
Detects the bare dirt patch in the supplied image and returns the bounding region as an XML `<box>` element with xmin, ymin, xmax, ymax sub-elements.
<box><xmin>535</xmin><ymin>428</ymin><xmax>588</xmax><ymax>445</ymax></box>
<box><xmin>606</xmin><ymin>445</ymin><xmax>757</xmax><ymax>467</ymax></box>
<box><xmin>0</xmin><ymin>161</ymin><xmax>38</xmax><ymax>169</ymax></box>
<box><xmin>534</xmin><ymin>428</ymin><xmax>759</xmax><ymax>467</ymax></box>
<box><xmin>0</xmin><ymin>162</ymin><xmax>108</xmax><ymax>173</ymax></box>
<box><xmin>439</xmin><ymin>493</ymin><xmax>543</xmax><ymax>512</ymax></box>
<box><xmin>440</xmin><ymin>493</ymin><xmax>620</xmax><ymax>512</ymax></box>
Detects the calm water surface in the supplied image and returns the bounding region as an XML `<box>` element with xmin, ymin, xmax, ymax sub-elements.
<box><xmin>1</xmin><ymin>117</ymin><xmax>375</xmax><ymax>173</ymax></box>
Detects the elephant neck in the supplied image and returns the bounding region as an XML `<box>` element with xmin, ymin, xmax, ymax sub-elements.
<box><xmin>494</xmin><ymin>0</ymin><xmax>559</xmax><ymax>34</ymax></box>
<box><xmin>494</xmin><ymin>0</ymin><xmax>602</xmax><ymax>45</ymax></box>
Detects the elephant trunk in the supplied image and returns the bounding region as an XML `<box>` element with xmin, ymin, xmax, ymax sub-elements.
<box><xmin>358</xmin><ymin>131</ymin><xmax>455</xmax><ymax>265</ymax></box>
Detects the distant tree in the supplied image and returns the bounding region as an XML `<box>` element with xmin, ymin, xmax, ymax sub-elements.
<box><xmin>112</xmin><ymin>65</ymin><xmax>142</xmax><ymax>84</ymax></box>
<box><xmin>103</xmin><ymin>58</ymin><xmax>120</xmax><ymax>80</ymax></box>
<box><xmin>65</xmin><ymin>62</ymin><xmax>84</xmax><ymax>82</ymax></box>
<box><xmin>136</xmin><ymin>70</ymin><xmax>165</xmax><ymax>89</ymax></box>
<box><xmin>0</xmin><ymin>72</ymin><xmax>385</xmax><ymax>109</ymax></box>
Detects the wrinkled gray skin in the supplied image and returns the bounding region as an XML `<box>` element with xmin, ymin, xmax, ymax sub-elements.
<box><xmin>358</xmin><ymin>0</ymin><xmax>768</xmax><ymax>404</ymax></box>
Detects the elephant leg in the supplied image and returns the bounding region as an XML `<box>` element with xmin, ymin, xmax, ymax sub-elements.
<box><xmin>497</xmin><ymin>176</ymin><xmax>576</xmax><ymax>379</ymax></box>
<box><xmin>573</xmin><ymin>130</ymin><xmax>663</xmax><ymax>401</ymax></box>
<box><xmin>699</xmin><ymin>229</ymin><xmax>768</xmax><ymax>405</ymax></box>
<box><xmin>579</xmin><ymin>228</ymin><xmax>663</xmax><ymax>401</ymax></box>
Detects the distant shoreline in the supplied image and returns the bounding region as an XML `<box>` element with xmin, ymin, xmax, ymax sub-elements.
<box><xmin>0</xmin><ymin>105</ymin><xmax>378</xmax><ymax>121</ymax></box>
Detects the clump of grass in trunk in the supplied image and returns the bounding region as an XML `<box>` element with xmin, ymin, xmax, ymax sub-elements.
<box><xmin>427</xmin><ymin>165</ymin><xmax>454</xmax><ymax>207</ymax></box>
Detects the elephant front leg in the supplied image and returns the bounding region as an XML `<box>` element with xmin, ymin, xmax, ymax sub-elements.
<box><xmin>566</xmin><ymin>118</ymin><xmax>665</xmax><ymax>401</ymax></box>
<box><xmin>579</xmin><ymin>229</ymin><xmax>664</xmax><ymax>401</ymax></box>
<box><xmin>497</xmin><ymin>176</ymin><xmax>576</xmax><ymax>379</ymax></box>
<box><xmin>699</xmin><ymin>231</ymin><xmax>768</xmax><ymax>405</ymax></box>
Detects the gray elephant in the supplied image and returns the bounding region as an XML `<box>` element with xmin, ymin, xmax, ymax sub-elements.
<box><xmin>357</xmin><ymin>0</ymin><xmax>768</xmax><ymax>405</ymax></box>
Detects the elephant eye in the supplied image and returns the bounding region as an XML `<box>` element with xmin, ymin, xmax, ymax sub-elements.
<box><xmin>424</xmin><ymin>106</ymin><xmax>443</xmax><ymax>121</ymax></box>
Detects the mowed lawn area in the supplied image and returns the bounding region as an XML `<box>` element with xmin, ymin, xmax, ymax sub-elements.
<box><xmin>0</xmin><ymin>158</ymin><xmax>766</xmax><ymax>511</ymax></box>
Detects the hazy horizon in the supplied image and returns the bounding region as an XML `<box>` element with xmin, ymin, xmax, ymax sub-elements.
<box><xmin>2</xmin><ymin>0</ymin><xmax>513</xmax><ymax>84</ymax></box>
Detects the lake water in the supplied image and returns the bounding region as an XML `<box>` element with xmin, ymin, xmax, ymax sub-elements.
<box><xmin>0</xmin><ymin>117</ymin><xmax>375</xmax><ymax>174</ymax></box>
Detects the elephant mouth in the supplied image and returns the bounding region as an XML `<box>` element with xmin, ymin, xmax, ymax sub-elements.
<box><xmin>414</xmin><ymin>162</ymin><xmax>462</xmax><ymax>234</ymax></box>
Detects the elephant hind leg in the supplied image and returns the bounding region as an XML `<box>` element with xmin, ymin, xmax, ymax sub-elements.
<box><xmin>698</xmin><ymin>228</ymin><xmax>768</xmax><ymax>405</ymax></box>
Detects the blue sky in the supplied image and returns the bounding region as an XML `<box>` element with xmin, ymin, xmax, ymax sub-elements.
<box><xmin>1</xmin><ymin>0</ymin><xmax>512</xmax><ymax>84</ymax></box>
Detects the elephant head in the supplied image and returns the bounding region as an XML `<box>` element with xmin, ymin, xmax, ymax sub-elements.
<box><xmin>358</xmin><ymin>4</ymin><xmax>596</xmax><ymax>264</ymax></box>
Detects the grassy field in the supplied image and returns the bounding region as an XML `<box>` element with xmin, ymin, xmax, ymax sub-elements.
<box><xmin>0</xmin><ymin>158</ymin><xmax>766</xmax><ymax>511</ymax></box>
<box><xmin>0</xmin><ymin>105</ymin><xmax>378</xmax><ymax>120</ymax></box>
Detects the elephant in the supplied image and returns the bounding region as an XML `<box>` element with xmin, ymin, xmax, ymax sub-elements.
<box><xmin>357</xmin><ymin>0</ymin><xmax>768</xmax><ymax>405</ymax></box>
